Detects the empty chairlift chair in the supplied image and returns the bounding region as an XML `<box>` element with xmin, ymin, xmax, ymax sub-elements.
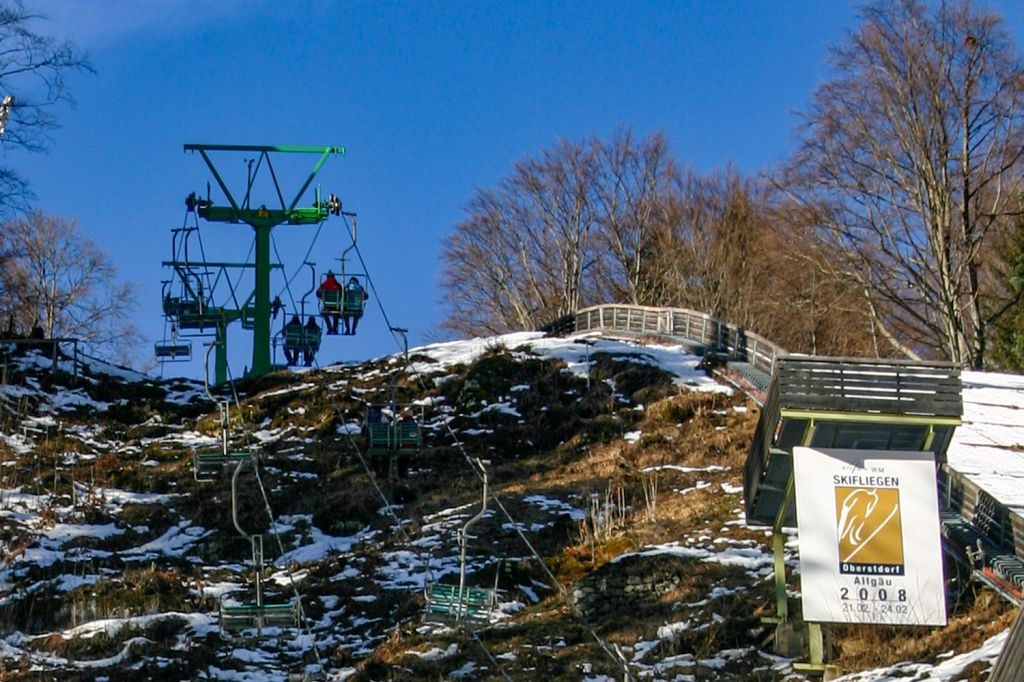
<box><xmin>193</xmin><ymin>344</ymin><xmax>256</xmax><ymax>481</ymax></box>
<box><xmin>424</xmin><ymin>459</ymin><xmax>499</xmax><ymax>622</ymax></box>
<box><xmin>154</xmin><ymin>335</ymin><xmax>192</xmax><ymax>362</ymax></box>
<box><xmin>161</xmin><ymin>274</ymin><xmax>224</xmax><ymax>333</ymax></box>
<box><xmin>192</xmin><ymin>399</ymin><xmax>253</xmax><ymax>481</ymax></box>
<box><xmin>219</xmin><ymin>455</ymin><xmax>298</xmax><ymax>634</ymax></box>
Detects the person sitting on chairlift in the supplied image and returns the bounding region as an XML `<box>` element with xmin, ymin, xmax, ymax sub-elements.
<box><xmin>367</xmin><ymin>404</ymin><xmax>383</xmax><ymax>425</ymax></box>
<box><xmin>303</xmin><ymin>316</ymin><xmax>321</xmax><ymax>367</ymax></box>
<box><xmin>317</xmin><ymin>271</ymin><xmax>342</xmax><ymax>335</ymax></box>
<box><xmin>342</xmin><ymin>276</ymin><xmax>368</xmax><ymax>335</ymax></box>
<box><xmin>283</xmin><ymin>315</ymin><xmax>302</xmax><ymax>365</ymax></box>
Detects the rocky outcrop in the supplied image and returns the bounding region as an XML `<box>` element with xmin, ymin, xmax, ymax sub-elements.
<box><xmin>571</xmin><ymin>553</ymin><xmax>692</xmax><ymax>619</ymax></box>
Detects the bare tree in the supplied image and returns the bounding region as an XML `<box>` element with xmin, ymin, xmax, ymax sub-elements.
<box><xmin>0</xmin><ymin>212</ymin><xmax>139</xmax><ymax>362</ymax></box>
<box><xmin>441</xmin><ymin>190</ymin><xmax>541</xmax><ymax>335</ymax></box>
<box><xmin>982</xmin><ymin>204</ymin><xmax>1024</xmax><ymax>369</ymax></box>
<box><xmin>441</xmin><ymin>131</ymin><xmax>873</xmax><ymax>354</ymax></box>
<box><xmin>786</xmin><ymin>0</ymin><xmax>1024</xmax><ymax>367</ymax></box>
<box><xmin>442</xmin><ymin>139</ymin><xmax>600</xmax><ymax>335</ymax></box>
<box><xmin>0</xmin><ymin>1</ymin><xmax>92</xmax><ymax>214</ymax></box>
<box><xmin>651</xmin><ymin>167</ymin><xmax>772</xmax><ymax>324</ymax></box>
<box><xmin>589</xmin><ymin>128</ymin><xmax>676</xmax><ymax>306</ymax></box>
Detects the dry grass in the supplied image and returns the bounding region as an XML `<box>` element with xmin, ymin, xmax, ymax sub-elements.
<box><xmin>831</xmin><ymin>590</ymin><xmax>1017</xmax><ymax>672</ymax></box>
<box><xmin>6</xmin><ymin>345</ymin><xmax>1014</xmax><ymax>681</ymax></box>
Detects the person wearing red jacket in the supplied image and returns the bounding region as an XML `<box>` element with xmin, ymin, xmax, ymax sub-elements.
<box><xmin>317</xmin><ymin>271</ymin><xmax>342</xmax><ymax>335</ymax></box>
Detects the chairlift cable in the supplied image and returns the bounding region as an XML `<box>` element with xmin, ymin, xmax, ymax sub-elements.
<box><xmin>228</xmin><ymin>237</ymin><xmax>255</xmax><ymax>303</ymax></box>
<box><xmin>157</xmin><ymin>317</ymin><xmax>170</xmax><ymax>379</ymax></box>
<box><xmin>309</xmin><ymin>357</ymin><xmax>512</xmax><ymax>682</ymax></box>
<box><xmin>192</xmin><ymin>212</ymin><xmax>215</xmax><ymax>296</ymax></box>
<box><xmin>270</xmin><ymin>232</ymin><xmax>298</xmax><ymax>313</ymax></box>
<box><xmin>327</xmin><ymin>220</ymin><xmax>622</xmax><ymax>671</ymax></box>
<box><xmin>463</xmin><ymin>622</ymin><xmax>513</xmax><ymax>682</ymax></box>
<box><xmin>311</xmin><ymin>353</ymin><xmax>440</xmax><ymax>587</ymax></box>
<box><xmin>344</xmin><ymin>271</ymin><xmax>636</xmax><ymax>680</ymax></box>
<box><xmin>340</xmin><ymin>214</ymin><xmax>405</xmax><ymax>351</ymax></box>
<box><xmin>433</xmin><ymin>387</ymin><xmax>635</xmax><ymax>680</ymax></box>
<box><xmin>279</xmin><ymin>218</ymin><xmax>327</xmax><ymax>298</ymax></box>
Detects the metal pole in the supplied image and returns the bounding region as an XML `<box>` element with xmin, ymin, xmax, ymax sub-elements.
<box><xmin>772</xmin><ymin>530</ymin><xmax>788</xmax><ymax>621</ymax></box>
<box><xmin>215</xmin><ymin>324</ymin><xmax>228</xmax><ymax>386</ymax></box>
<box><xmin>458</xmin><ymin>460</ymin><xmax>489</xmax><ymax>620</ymax></box>
<box><xmin>252</xmin><ymin>221</ymin><xmax>272</xmax><ymax>377</ymax></box>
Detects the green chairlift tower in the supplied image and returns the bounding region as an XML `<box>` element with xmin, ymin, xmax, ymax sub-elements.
<box><xmin>167</xmin><ymin>144</ymin><xmax>345</xmax><ymax>383</ymax></box>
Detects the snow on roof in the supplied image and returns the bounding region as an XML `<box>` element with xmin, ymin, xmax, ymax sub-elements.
<box><xmin>947</xmin><ymin>370</ymin><xmax>1024</xmax><ymax>510</ymax></box>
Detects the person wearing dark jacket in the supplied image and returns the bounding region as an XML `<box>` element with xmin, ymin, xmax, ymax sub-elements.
<box><xmin>283</xmin><ymin>315</ymin><xmax>302</xmax><ymax>365</ymax></box>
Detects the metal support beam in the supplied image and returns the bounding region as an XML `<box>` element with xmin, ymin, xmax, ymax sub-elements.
<box><xmin>773</xmin><ymin>530</ymin><xmax>789</xmax><ymax>622</ymax></box>
<box><xmin>808</xmin><ymin>622</ymin><xmax>824</xmax><ymax>665</ymax></box>
<box><xmin>215</xmin><ymin>324</ymin><xmax>228</xmax><ymax>386</ymax></box>
<box><xmin>923</xmin><ymin>423</ymin><xmax>936</xmax><ymax>451</ymax></box>
<box><xmin>779</xmin><ymin>409</ymin><xmax>961</xmax><ymax>428</ymax></box>
<box><xmin>252</xmin><ymin>221</ymin><xmax>271</xmax><ymax>378</ymax></box>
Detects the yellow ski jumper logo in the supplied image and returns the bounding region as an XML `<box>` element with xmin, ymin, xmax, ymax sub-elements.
<box><xmin>835</xmin><ymin>487</ymin><xmax>905</xmax><ymax>576</ymax></box>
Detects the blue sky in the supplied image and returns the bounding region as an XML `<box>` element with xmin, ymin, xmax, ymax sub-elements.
<box><xmin>9</xmin><ymin>1</ymin><xmax>1024</xmax><ymax>379</ymax></box>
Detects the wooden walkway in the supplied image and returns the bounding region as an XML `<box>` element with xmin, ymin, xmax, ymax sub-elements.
<box><xmin>546</xmin><ymin>303</ymin><xmax>1023</xmax><ymax>606</ymax></box>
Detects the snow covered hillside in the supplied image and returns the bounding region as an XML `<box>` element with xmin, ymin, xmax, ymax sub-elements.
<box><xmin>0</xmin><ymin>333</ymin><xmax>1018</xmax><ymax>680</ymax></box>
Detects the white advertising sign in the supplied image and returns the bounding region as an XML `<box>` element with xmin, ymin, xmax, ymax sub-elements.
<box><xmin>793</xmin><ymin>447</ymin><xmax>947</xmax><ymax>626</ymax></box>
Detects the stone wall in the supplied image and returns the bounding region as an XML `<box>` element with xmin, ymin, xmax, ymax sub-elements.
<box><xmin>571</xmin><ymin>553</ymin><xmax>691</xmax><ymax>619</ymax></box>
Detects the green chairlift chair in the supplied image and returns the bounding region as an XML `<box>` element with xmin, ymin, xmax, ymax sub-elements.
<box><xmin>280</xmin><ymin>265</ymin><xmax>324</xmax><ymax>366</ymax></box>
<box><xmin>193</xmin><ymin>345</ymin><xmax>256</xmax><ymax>482</ymax></box>
<box><xmin>341</xmin><ymin>276</ymin><xmax>368</xmax><ymax>334</ymax></box>
<box><xmin>281</xmin><ymin>319</ymin><xmax>322</xmax><ymax>366</ymax></box>
<box><xmin>319</xmin><ymin>287</ymin><xmax>343</xmax><ymax>316</ymax></box>
<box><xmin>162</xmin><ymin>275</ymin><xmax>224</xmax><ymax>333</ymax></box>
<box><xmin>424</xmin><ymin>459</ymin><xmax>499</xmax><ymax>623</ymax></box>
<box><xmin>154</xmin><ymin>327</ymin><xmax>192</xmax><ymax>362</ymax></box>
<box><xmin>219</xmin><ymin>456</ymin><xmax>298</xmax><ymax>635</ymax></box>
<box><xmin>192</xmin><ymin>399</ymin><xmax>254</xmax><ymax>482</ymax></box>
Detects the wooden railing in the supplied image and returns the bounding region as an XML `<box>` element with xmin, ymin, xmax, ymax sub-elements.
<box><xmin>559</xmin><ymin>304</ymin><xmax>787</xmax><ymax>376</ymax></box>
<box><xmin>545</xmin><ymin>304</ymin><xmax>1024</xmax><ymax>596</ymax></box>
<box><xmin>773</xmin><ymin>356</ymin><xmax>963</xmax><ymax>418</ymax></box>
